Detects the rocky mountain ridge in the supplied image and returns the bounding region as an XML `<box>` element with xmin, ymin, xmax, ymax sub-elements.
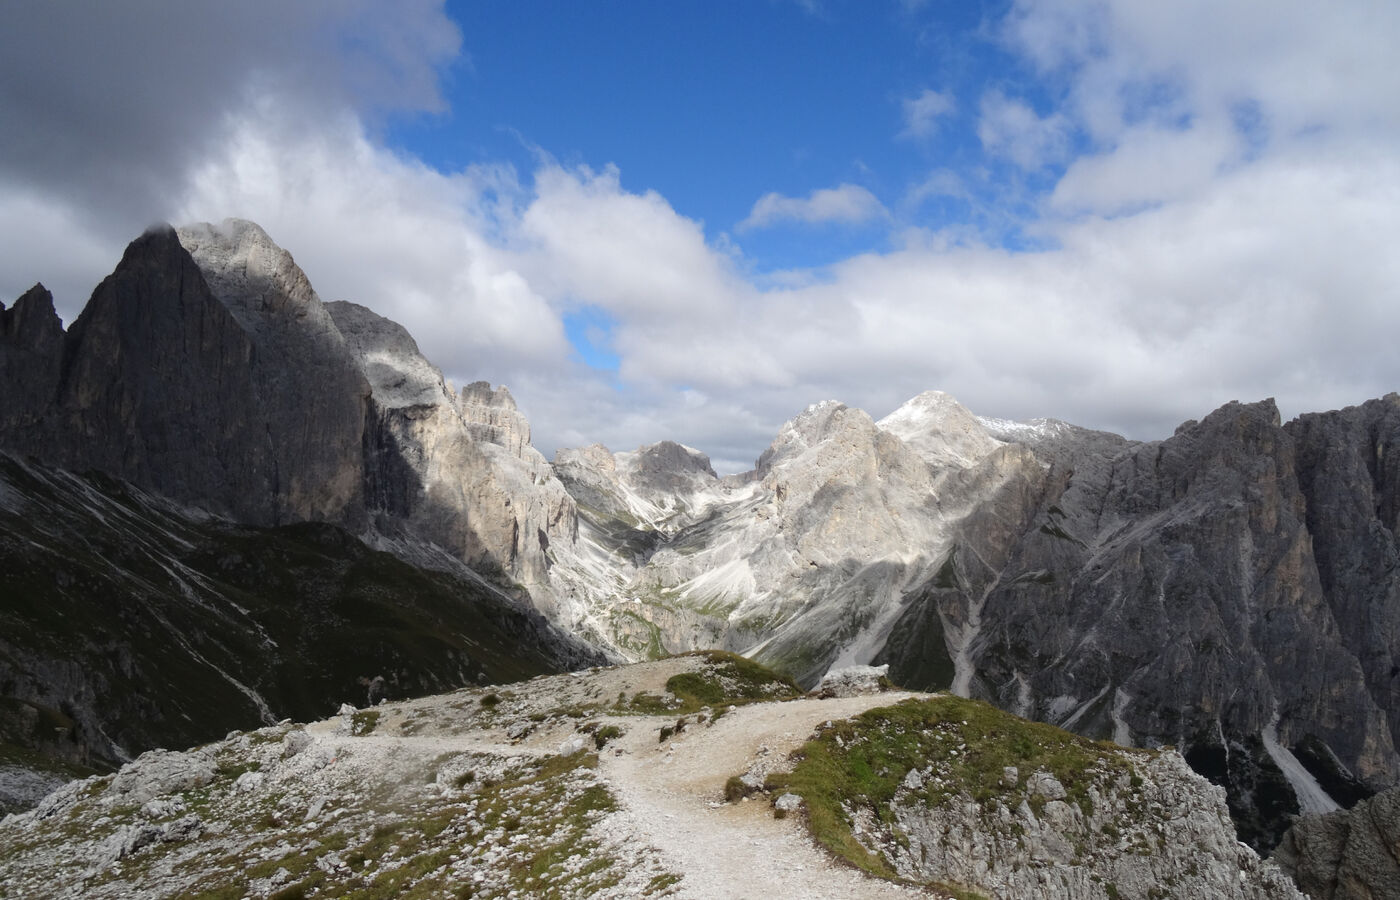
<box><xmin>549</xmin><ymin>392</ymin><xmax>1400</xmax><ymax>853</ymax></box>
<box><xmin>4</xmin><ymin>219</ymin><xmax>1399</xmax><ymax>860</ymax></box>
<box><xmin>0</xmin><ymin>655</ymin><xmax>1304</xmax><ymax>899</ymax></box>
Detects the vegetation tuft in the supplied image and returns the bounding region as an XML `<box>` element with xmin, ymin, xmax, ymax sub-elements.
<box><xmin>784</xmin><ymin>694</ymin><xmax>1151</xmax><ymax>887</ymax></box>
<box><xmin>620</xmin><ymin>650</ymin><xmax>800</xmax><ymax>718</ymax></box>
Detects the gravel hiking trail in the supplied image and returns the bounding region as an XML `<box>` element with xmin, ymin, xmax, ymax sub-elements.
<box><xmin>600</xmin><ymin>691</ymin><xmax>938</xmax><ymax>900</ymax></box>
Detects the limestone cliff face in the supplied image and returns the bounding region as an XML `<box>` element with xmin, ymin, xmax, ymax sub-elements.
<box><xmin>549</xmin><ymin>396</ymin><xmax>1037</xmax><ymax>685</ymax></box>
<box><xmin>176</xmin><ymin>220</ymin><xmax>369</xmax><ymax>525</ymax></box>
<box><xmin>458</xmin><ymin>381</ymin><xmax>533</xmax><ymax>458</ymax></box>
<box><xmin>940</xmin><ymin>400</ymin><xmax>1395</xmax><ymax>850</ymax></box>
<box><xmin>0</xmin><ymin>285</ymin><xmax>64</xmax><ymax>436</ymax></box>
<box><xmin>0</xmin><ymin>227</ymin><xmax>282</xmax><ymax>523</ymax></box>
<box><xmin>326</xmin><ymin>302</ymin><xmax>576</xmax><ymax>597</ymax></box>
<box><xmin>0</xmin><ymin>221</ymin><xmax>578</xmax><ymax>604</ymax></box>
<box><xmin>1287</xmin><ymin>396</ymin><xmax>1400</xmax><ymax>782</ymax></box>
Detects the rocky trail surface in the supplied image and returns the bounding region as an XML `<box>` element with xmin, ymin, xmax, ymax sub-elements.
<box><xmin>600</xmin><ymin>691</ymin><xmax>928</xmax><ymax>900</ymax></box>
<box><xmin>0</xmin><ymin>654</ymin><xmax>1307</xmax><ymax>899</ymax></box>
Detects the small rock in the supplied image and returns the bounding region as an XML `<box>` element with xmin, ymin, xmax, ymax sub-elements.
<box><xmin>1027</xmin><ymin>771</ymin><xmax>1066</xmax><ymax>801</ymax></box>
<box><xmin>140</xmin><ymin>796</ymin><xmax>188</xmax><ymax>819</ymax></box>
<box><xmin>283</xmin><ymin>730</ymin><xmax>313</xmax><ymax>759</ymax></box>
<box><xmin>817</xmin><ymin>664</ymin><xmax>890</xmax><ymax>698</ymax></box>
<box><xmin>162</xmin><ymin>814</ymin><xmax>203</xmax><ymax>842</ymax></box>
<box><xmin>234</xmin><ymin>771</ymin><xmax>266</xmax><ymax>794</ymax></box>
<box><xmin>775</xmin><ymin>793</ymin><xmax>803</xmax><ymax>814</ymax></box>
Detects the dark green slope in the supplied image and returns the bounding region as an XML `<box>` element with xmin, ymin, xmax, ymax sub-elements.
<box><xmin>0</xmin><ymin>452</ymin><xmax>603</xmax><ymax>781</ymax></box>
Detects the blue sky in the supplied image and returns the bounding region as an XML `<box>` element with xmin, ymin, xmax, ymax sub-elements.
<box><xmin>392</xmin><ymin>1</ymin><xmax>1050</xmax><ymax>273</ymax></box>
<box><xmin>2</xmin><ymin>1</ymin><xmax>1399</xmax><ymax>472</ymax></box>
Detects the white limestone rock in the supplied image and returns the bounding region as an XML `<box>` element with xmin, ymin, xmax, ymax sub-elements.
<box><xmin>818</xmin><ymin>664</ymin><xmax>891</xmax><ymax>698</ymax></box>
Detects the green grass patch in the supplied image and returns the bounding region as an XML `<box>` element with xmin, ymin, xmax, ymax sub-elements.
<box><xmin>593</xmin><ymin>725</ymin><xmax>623</xmax><ymax>749</ymax></box>
<box><xmin>645</xmin><ymin>872</ymin><xmax>683</xmax><ymax>894</ymax></box>
<box><xmin>785</xmin><ymin>695</ymin><xmax>1150</xmax><ymax>888</ymax></box>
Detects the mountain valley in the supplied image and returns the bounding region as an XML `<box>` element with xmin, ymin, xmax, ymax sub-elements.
<box><xmin>3</xmin><ymin>219</ymin><xmax>1400</xmax><ymax>895</ymax></box>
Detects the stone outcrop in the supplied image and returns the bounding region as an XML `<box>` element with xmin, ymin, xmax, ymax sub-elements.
<box><xmin>817</xmin><ymin>664</ymin><xmax>890</xmax><ymax>698</ymax></box>
<box><xmin>458</xmin><ymin>380</ymin><xmax>533</xmax><ymax>458</ymax></box>
<box><xmin>1273</xmin><ymin>784</ymin><xmax>1400</xmax><ymax>899</ymax></box>
<box><xmin>885</xmin><ymin>751</ymin><xmax>1303</xmax><ymax>899</ymax></box>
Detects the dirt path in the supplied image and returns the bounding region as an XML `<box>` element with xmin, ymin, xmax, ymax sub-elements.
<box><xmin>598</xmin><ymin>692</ymin><xmax>935</xmax><ymax>900</ymax></box>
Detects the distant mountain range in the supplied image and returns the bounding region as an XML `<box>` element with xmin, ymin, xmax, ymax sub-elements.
<box><xmin>3</xmin><ymin>219</ymin><xmax>1397</xmax><ymax>853</ymax></box>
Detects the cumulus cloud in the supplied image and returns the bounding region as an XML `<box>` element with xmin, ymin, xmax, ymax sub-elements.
<box><xmin>517</xmin><ymin>165</ymin><xmax>749</xmax><ymax>323</ymax></box>
<box><xmin>2</xmin><ymin>0</ymin><xmax>1398</xmax><ymax>475</ymax></box>
<box><xmin>1049</xmin><ymin>119</ymin><xmax>1241</xmax><ymax>215</ymax></box>
<box><xmin>739</xmin><ymin>184</ymin><xmax>888</xmax><ymax>231</ymax></box>
<box><xmin>977</xmin><ymin>91</ymin><xmax>1073</xmax><ymax>170</ymax></box>
<box><xmin>0</xmin><ymin>2</ymin><xmax>457</xmax><ymax>225</ymax></box>
<box><xmin>900</xmin><ymin>88</ymin><xmax>956</xmax><ymax>138</ymax></box>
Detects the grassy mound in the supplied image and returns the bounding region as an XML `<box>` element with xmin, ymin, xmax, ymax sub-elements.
<box><xmin>624</xmin><ymin>650</ymin><xmax>802</xmax><ymax>715</ymax></box>
<box><xmin>787</xmin><ymin>694</ymin><xmax>1149</xmax><ymax>887</ymax></box>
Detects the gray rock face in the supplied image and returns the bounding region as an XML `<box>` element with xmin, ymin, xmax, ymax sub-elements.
<box><xmin>1287</xmin><ymin>395</ymin><xmax>1400</xmax><ymax>785</ymax></box>
<box><xmin>877</xmin><ymin>389</ymin><xmax>1005</xmax><ymax>468</ymax></box>
<box><xmin>0</xmin><ymin>228</ymin><xmax>277</xmax><ymax>522</ymax></box>
<box><xmin>0</xmin><ymin>284</ymin><xmax>65</xmax><ymax>437</ymax></box>
<box><xmin>0</xmin><ymin>224</ymin><xmax>370</xmax><ymax>527</ymax></box>
<box><xmin>176</xmin><ymin>220</ymin><xmax>369</xmax><ymax>526</ymax></box>
<box><xmin>458</xmin><ymin>380</ymin><xmax>533</xmax><ymax>458</ymax></box>
<box><xmin>1273</xmin><ymin>784</ymin><xmax>1400</xmax><ymax>900</ymax></box>
<box><xmin>945</xmin><ymin>399</ymin><xmax>1395</xmax><ymax>850</ymax></box>
<box><xmin>326</xmin><ymin>301</ymin><xmax>576</xmax><ymax>593</ymax></box>
<box><xmin>885</xmin><ymin>751</ymin><xmax>1303</xmax><ymax>899</ymax></box>
<box><xmin>546</xmin><ymin>390</ymin><xmax>1400</xmax><ymax>854</ymax></box>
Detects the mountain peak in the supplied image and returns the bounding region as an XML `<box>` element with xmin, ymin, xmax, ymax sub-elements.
<box><xmin>877</xmin><ymin>389</ymin><xmax>1002</xmax><ymax>469</ymax></box>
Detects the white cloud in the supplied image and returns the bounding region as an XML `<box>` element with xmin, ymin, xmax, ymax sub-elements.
<box><xmin>739</xmin><ymin>184</ymin><xmax>888</xmax><ymax>231</ymax></box>
<box><xmin>900</xmin><ymin>88</ymin><xmax>956</xmax><ymax>138</ymax></box>
<box><xmin>976</xmin><ymin>91</ymin><xmax>1072</xmax><ymax>170</ymax></box>
<box><xmin>516</xmin><ymin>165</ymin><xmax>747</xmax><ymax>324</ymax></box>
<box><xmin>3</xmin><ymin>0</ymin><xmax>1400</xmax><ymax>477</ymax></box>
<box><xmin>1050</xmin><ymin>118</ymin><xmax>1241</xmax><ymax>215</ymax></box>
